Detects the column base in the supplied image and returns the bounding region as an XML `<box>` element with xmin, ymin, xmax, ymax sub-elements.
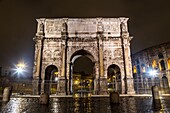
<box><xmin>58</xmin><ymin>77</ymin><xmax>67</xmax><ymax>95</ymax></box>
<box><xmin>32</xmin><ymin>78</ymin><xmax>40</xmax><ymax>95</ymax></box>
<box><xmin>98</xmin><ymin>77</ymin><xmax>108</xmax><ymax>95</ymax></box>
<box><xmin>127</xmin><ymin>78</ymin><xmax>136</xmax><ymax>94</ymax></box>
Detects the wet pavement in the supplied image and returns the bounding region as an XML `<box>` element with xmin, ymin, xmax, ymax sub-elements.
<box><xmin>0</xmin><ymin>96</ymin><xmax>170</xmax><ymax>113</ymax></box>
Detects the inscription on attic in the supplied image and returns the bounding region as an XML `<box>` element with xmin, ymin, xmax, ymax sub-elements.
<box><xmin>37</xmin><ymin>18</ymin><xmax>126</xmax><ymax>38</ymax></box>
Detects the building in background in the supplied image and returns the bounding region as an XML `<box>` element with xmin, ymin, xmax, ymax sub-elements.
<box><xmin>0</xmin><ymin>66</ymin><xmax>11</xmax><ymax>77</ymax></box>
<box><xmin>0</xmin><ymin>67</ymin><xmax>2</xmax><ymax>76</ymax></box>
<box><xmin>33</xmin><ymin>17</ymin><xmax>135</xmax><ymax>95</ymax></box>
<box><xmin>0</xmin><ymin>66</ymin><xmax>12</xmax><ymax>93</ymax></box>
<box><xmin>132</xmin><ymin>41</ymin><xmax>170</xmax><ymax>93</ymax></box>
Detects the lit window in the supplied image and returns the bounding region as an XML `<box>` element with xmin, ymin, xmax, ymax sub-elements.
<box><xmin>152</xmin><ymin>60</ymin><xmax>157</xmax><ymax>69</ymax></box>
<box><xmin>141</xmin><ymin>64</ymin><xmax>145</xmax><ymax>72</ymax></box>
<box><xmin>54</xmin><ymin>71</ymin><xmax>58</xmax><ymax>76</ymax></box>
<box><xmin>159</xmin><ymin>60</ymin><xmax>166</xmax><ymax>71</ymax></box>
<box><xmin>142</xmin><ymin>66</ymin><xmax>146</xmax><ymax>72</ymax></box>
<box><xmin>167</xmin><ymin>58</ymin><xmax>170</xmax><ymax>70</ymax></box>
<box><xmin>133</xmin><ymin>66</ymin><xmax>137</xmax><ymax>73</ymax></box>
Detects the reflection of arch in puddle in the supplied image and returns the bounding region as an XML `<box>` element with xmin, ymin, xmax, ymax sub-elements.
<box><xmin>39</xmin><ymin>105</ymin><xmax>49</xmax><ymax>113</ymax></box>
<box><xmin>73</xmin><ymin>97</ymin><xmax>93</xmax><ymax>113</ymax></box>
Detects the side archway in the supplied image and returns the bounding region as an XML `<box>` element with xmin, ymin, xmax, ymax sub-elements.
<box><xmin>107</xmin><ymin>64</ymin><xmax>122</xmax><ymax>93</ymax></box>
<box><xmin>162</xmin><ymin>75</ymin><xmax>169</xmax><ymax>93</ymax></box>
<box><xmin>159</xmin><ymin>60</ymin><xmax>166</xmax><ymax>71</ymax></box>
<box><xmin>44</xmin><ymin>65</ymin><xmax>58</xmax><ymax>94</ymax></box>
<box><xmin>162</xmin><ymin>75</ymin><xmax>169</xmax><ymax>88</ymax></box>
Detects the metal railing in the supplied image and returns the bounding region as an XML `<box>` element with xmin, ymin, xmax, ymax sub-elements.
<box><xmin>0</xmin><ymin>79</ymin><xmax>170</xmax><ymax>95</ymax></box>
<box><xmin>133</xmin><ymin>79</ymin><xmax>170</xmax><ymax>94</ymax></box>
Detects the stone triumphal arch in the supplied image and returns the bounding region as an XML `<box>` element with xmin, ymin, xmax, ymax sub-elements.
<box><xmin>33</xmin><ymin>17</ymin><xmax>135</xmax><ymax>95</ymax></box>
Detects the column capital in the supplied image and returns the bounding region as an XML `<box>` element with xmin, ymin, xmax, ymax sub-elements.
<box><xmin>97</xmin><ymin>19</ymin><xmax>104</xmax><ymax>33</ymax></box>
<box><xmin>119</xmin><ymin>17</ymin><xmax>129</xmax><ymax>23</ymax></box>
<box><xmin>33</xmin><ymin>36</ymin><xmax>45</xmax><ymax>42</ymax></box>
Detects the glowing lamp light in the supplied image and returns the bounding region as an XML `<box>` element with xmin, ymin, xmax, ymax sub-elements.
<box><xmin>54</xmin><ymin>77</ymin><xmax>59</xmax><ymax>82</ymax></box>
<box><xmin>149</xmin><ymin>70</ymin><xmax>157</xmax><ymax>76</ymax></box>
<box><xmin>16</xmin><ymin>67</ymin><xmax>24</xmax><ymax>74</ymax></box>
<box><xmin>17</xmin><ymin>63</ymin><xmax>25</xmax><ymax>68</ymax></box>
<box><xmin>74</xmin><ymin>80</ymin><xmax>79</xmax><ymax>85</ymax></box>
<box><xmin>54</xmin><ymin>72</ymin><xmax>58</xmax><ymax>75</ymax></box>
<box><xmin>13</xmin><ymin>61</ymin><xmax>27</xmax><ymax>76</ymax></box>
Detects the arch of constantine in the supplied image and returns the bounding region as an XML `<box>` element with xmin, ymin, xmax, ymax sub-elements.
<box><xmin>32</xmin><ymin>17</ymin><xmax>135</xmax><ymax>95</ymax></box>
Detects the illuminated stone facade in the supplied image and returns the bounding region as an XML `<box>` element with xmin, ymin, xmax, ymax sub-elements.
<box><xmin>132</xmin><ymin>42</ymin><xmax>170</xmax><ymax>93</ymax></box>
<box><xmin>33</xmin><ymin>17</ymin><xmax>135</xmax><ymax>95</ymax></box>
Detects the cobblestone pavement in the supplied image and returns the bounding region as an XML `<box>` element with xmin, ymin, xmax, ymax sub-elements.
<box><xmin>0</xmin><ymin>96</ymin><xmax>170</xmax><ymax>113</ymax></box>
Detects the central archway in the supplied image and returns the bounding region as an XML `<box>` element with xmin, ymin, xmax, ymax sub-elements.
<box><xmin>69</xmin><ymin>49</ymin><xmax>95</xmax><ymax>95</ymax></box>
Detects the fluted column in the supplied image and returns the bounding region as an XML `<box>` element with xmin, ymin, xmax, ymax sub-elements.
<box><xmin>99</xmin><ymin>36</ymin><xmax>104</xmax><ymax>77</ymax></box>
<box><xmin>120</xmin><ymin>17</ymin><xmax>135</xmax><ymax>94</ymax></box>
<box><xmin>59</xmin><ymin>21</ymin><xmax>68</xmax><ymax>95</ymax></box>
<box><xmin>33</xmin><ymin>40</ymin><xmax>43</xmax><ymax>94</ymax></box>
<box><xmin>33</xmin><ymin>19</ymin><xmax>45</xmax><ymax>95</ymax></box>
<box><xmin>97</xmin><ymin>19</ymin><xmax>108</xmax><ymax>94</ymax></box>
<box><xmin>61</xmin><ymin>42</ymin><xmax>66</xmax><ymax>77</ymax></box>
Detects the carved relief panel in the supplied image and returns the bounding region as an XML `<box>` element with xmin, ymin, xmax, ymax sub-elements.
<box><xmin>45</xmin><ymin>19</ymin><xmax>62</xmax><ymax>37</ymax></box>
<box><xmin>67</xmin><ymin>41</ymin><xmax>98</xmax><ymax>63</ymax></box>
<box><xmin>42</xmin><ymin>40</ymin><xmax>62</xmax><ymax>67</ymax></box>
<box><xmin>103</xmin><ymin>39</ymin><xmax>124</xmax><ymax>77</ymax></box>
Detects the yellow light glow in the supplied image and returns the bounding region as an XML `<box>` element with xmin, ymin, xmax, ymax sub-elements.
<box><xmin>167</xmin><ymin>58</ymin><xmax>170</xmax><ymax>70</ymax></box>
<box><xmin>74</xmin><ymin>93</ymin><xmax>79</xmax><ymax>98</ymax></box>
<box><xmin>112</xmin><ymin>76</ymin><xmax>116</xmax><ymax>79</ymax></box>
<box><xmin>133</xmin><ymin>66</ymin><xmax>137</xmax><ymax>73</ymax></box>
<box><xmin>74</xmin><ymin>80</ymin><xmax>79</xmax><ymax>85</ymax></box>
<box><xmin>54</xmin><ymin>72</ymin><xmax>58</xmax><ymax>75</ymax></box>
<box><xmin>159</xmin><ymin>62</ymin><xmax>162</xmax><ymax>71</ymax></box>
<box><xmin>17</xmin><ymin>62</ymin><xmax>26</xmax><ymax>68</ymax></box>
<box><xmin>152</xmin><ymin>60</ymin><xmax>157</xmax><ymax>69</ymax></box>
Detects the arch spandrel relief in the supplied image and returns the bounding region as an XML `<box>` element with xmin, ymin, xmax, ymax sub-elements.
<box><xmin>67</xmin><ymin>46</ymin><xmax>98</xmax><ymax>63</ymax></box>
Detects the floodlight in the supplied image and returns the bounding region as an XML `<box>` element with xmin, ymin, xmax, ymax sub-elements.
<box><xmin>148</xmin><ymin>70</ymin><xmax>157</xmax><ymax>76</ymax></box>
<box><xmin>16</xmin><ymin>67</ymin><xmax>24</xmax><ymax>74</ymax></box>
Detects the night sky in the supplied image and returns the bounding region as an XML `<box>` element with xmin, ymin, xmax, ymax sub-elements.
<box><xmin>0</xmin><ymin>0</ymin><xmax>170</xmax><ymax>69</ymax></box>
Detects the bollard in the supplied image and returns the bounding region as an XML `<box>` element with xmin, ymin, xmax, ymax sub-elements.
<box><xmin>110</xmin><ymin>91</ymin><xmax>120</xmax><ymax>104</ymax></box>
<box><xmin>2</xmin><ymin>87</ymin><xmax>11</xmax><ymax>102</ymax></box>
<box><xmin>39</xmin><ymin>93</ymin><xmax>49</xmax><ymax>105</ymax></box>
<box><xmin>151</xmin><ymin>86</ymin><xmax>161</xmax><ymax>109</ymax></box>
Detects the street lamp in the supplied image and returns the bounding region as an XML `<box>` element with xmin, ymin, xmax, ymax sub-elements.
<box><xmin>16</xmin><ymin>67</ymin><xmax>24</xmax><ymax>74</ymax></box>
<box><xmin>16</xmin><ymin>62</ymin><xmax>26</xmax><ymax>75</ymax></box>
<box><xmin>148</xmin><ymin>69</ymin><xmax>157</xmax><ymax>76</ymax></box>
<box><xmin>54</xmin><ymin>77</ymin><xmax>59</xmax><ymax>82</ymax></box>
<box><xmin>13</xmin><ymin>61</ymin><xmax>27</xmax><ymax>78</ymax></box>
<box><xmin>14</xmin><ymin>61</ymin><xmax>27</xmax><ymax>94</ymax></box>
<box><xmin>16</xmin><ymin>62</ymin><xmax>26</xmax><ymax>74</ymax></box>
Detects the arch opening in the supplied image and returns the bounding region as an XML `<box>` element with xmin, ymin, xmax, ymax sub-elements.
<box><xmin>44</xmin><ymin>65</ymin><xmax>58</xmax><ymax>94</ymax></box>
<box><xmin>70</xmin><ymin>49</ymin><xmax>95</xmax><ymax>95</ymax></box>
<box><xmin>162</xmin><ymin>76</ymin><xmax>169</xmax><ymax>88</ymax></box>
<box><xmin>159</xmin><ymin>60</ymin><xmax>166</xmax><ymax>71</ymax></box>
<box><xmin>162</xmin><ymin>75</ymin><xmax>169</xmax><ymax>93</ymax></box>
<box><xmin>107</xmin><ymin>64</ymin><xmax>122</xmax><ymax>93</ymax></box>
<box><xmin>154</xmin><ymin>77</ymin><xmax>160</xmax><ymax>87</ymax></box>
